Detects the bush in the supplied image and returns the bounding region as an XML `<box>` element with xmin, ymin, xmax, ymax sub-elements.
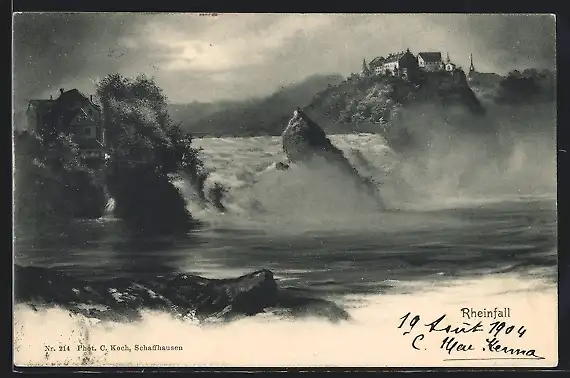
<box><xmin>13</xmin><ymin>130</ymin><xmax>107</xmax><ymax>225</ymax></box>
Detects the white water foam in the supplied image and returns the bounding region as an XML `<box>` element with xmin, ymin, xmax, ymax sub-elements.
<box><xmin>167</xmin><ymin>131</ymin><xmax>556</xmax><ymax>233</ymax></box>
<box><xmin>13</xmin><ymin>272</ymin><xmax>557</xmax><ymax>367</ymax></box>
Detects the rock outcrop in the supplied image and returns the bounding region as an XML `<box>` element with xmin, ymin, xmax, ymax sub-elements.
<box><xmin>15</xmin><ymin>265</ymin><xmax>350</xmax><ymax>323</ymax></box>
<box><xmin>281</xmin><ymin>108</ymin><xmax>385</xmax><ymax>209</ymax></box>
<box><xmin>275</xmin><ymin>162</ymin><xmax>290</xmax><ymax>171</ymax></box>
<box><xmin>104</xmin><ymin>163</ymin><xmax>195</xmax><ymax>235</ymax></box>
<box><xmin>414</xmin><ymin>69</ymin><xmax>486</xmax><ymax>115</ymax></box>
<box><xmin>282</xmin><ymin>108</ymin><xmax>349</xmax><ymax>165</ymax></box>
<box><xmin>304</xmin><ymin>70</ymin><xmax>487</xmax><ymax>154</ymax></box>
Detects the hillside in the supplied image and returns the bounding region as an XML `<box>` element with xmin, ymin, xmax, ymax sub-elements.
<box><xmin>167</xmin><ymin>100</ymin><xmax>244</xmax><ymax>132</ymax></box>
<box><xmin>303</xmin><ymin>69</ymin><xmax>488</xmax><ymax>152</ymax></box>
<box><xmin>468</xmin><ymin>72</ymin><xmax>505</xmax><ymax>102</ymax></box>
<box><xmin>168</xmin><ymin>74</ymin><xmax>345</xmax><ymax>137</ymax></box>
<box><xmin>302</xmin><ymin>67</ymin><xmax>555</xmax><ymax>156</ymax></box>
<box><xmin>308</xmin><ymin>69</ymin><xmax>484</xmax><ymax>120</ymax></box>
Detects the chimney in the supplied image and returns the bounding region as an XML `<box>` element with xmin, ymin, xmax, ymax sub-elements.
<box><xmin>59</xmin><ymin>88</ymin><xmax>64</xmax><ymax>95</ymax></box>
<box><xmin>50</xmin><ymin>95</ymin><xmax>53</xmax><ymax>100</ymax></box>
<box><xmin>90</xmin><ymin>95</ymin><xmax>93</xmax><ymax>102</ymax></box>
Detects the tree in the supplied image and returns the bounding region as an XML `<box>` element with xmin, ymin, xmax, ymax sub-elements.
<box><xmin>496</xmin><ymin>69</ymin><xmax>542</xmax><ymax>104</ymax></box>
<box><xmin>362</xmin><ymin>59</ymin><xmax>371</xmax><ymax>76</ymax></box>
<box><xmin>508</xmin><ymin>70</ymin><xmax>522</xmax><ymax>78</ymax></box>
<box><xmin>97</xmin><ymin>74</ymin><xmax>167</xmax><ymax>162</ymax></box>
<box><xmin>96</xmin><ymin>74</ymin><xmax>204</xmax><ymax>176</ymax></box>
<box><xmin>13</xmin><ymin>130</ymin><xmax>106</xmax><ymax>223</ymax></box>
<box><xmin>522</xmin><ymin>68</ymin><xmax>539</xmax><ymax>79</ymax></box>
<box><xmin>95</xmin><ymin>73</ymin><xmax>208</xmax><ymax>233</ymax></box>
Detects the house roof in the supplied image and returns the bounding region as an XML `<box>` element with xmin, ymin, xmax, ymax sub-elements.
<box><xmin>46</xmin><ymin>89</ymin><xmax>100</xmax><ymax>127</ymax></box>
<box><xmin>369</xmin><ymin>57</ymin><xmax>385</xmax><ymax>67</ymax></box>
<box><xmin>384</xmin><ymin>52</ymin><xmax>405</xmax><ymax>63</ymax></box>
<box><xmin>57</xmin><ymin>89</ymin><xmax>101</xmax><ymax>110</ymax></box>
<box><xmin>58</xmin><ymin>88</ymin><xmax>86</xmax><ymax>101</ymax></box>
<box><xmin>418</xmin><ymin>52</ymin><xmax>442</xmax><ymax>62</ymax></box>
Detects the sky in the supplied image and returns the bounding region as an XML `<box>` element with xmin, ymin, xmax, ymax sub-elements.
<box><xmin>12</xmin><ymin>13</ymin><xmax>556</xmax><ymax>110</ymax></box>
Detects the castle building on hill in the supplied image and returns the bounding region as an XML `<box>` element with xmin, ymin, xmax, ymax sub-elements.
<box><xmin>365</xmin><ymin>49</ymin><xmax>459</xmax><ymax>82</ymax></box>
<box><xmin>368</xmin><ymin>49</ymin><xmax>420</xmax><ymax>82</ymax></box>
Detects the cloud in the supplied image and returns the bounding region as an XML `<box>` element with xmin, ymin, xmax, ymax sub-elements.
<box><xmin>463</xmin><ymin>14</ymin><xmax>556</xmax><ymax>69</ymax></box>
<box><xmin>12</xmin><ymin>13</ymin><xmax>556</xmax><ymax>109</ymax></box>
<box><xmin>143</xmin><ymin>14</ymin><xmax>335</xmax><ymax>72</ymax></box>
<box><xmin>12</xmin><ymin>13</ymin><xmax>146</xmax><ymax>107</ymax></box>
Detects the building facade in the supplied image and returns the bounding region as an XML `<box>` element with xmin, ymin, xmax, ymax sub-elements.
<box><xmin>366</xmin><ymin>49</ymin><xmax>460</xmax><ymax>81</ymax></box>
<box><xmin>368</xmin><ymin>49</ymin><xmax>419</xmax><ymax>81</ymax></box>
<box><xmin>396</xmin><ymin>50</ymin><xmax>420</xmax><ymax>81</ymax></box>
<box><xmin>368</xmin><ymin>56</ymin><xmax>385</xmax><ymax>76</ymax></box>
<box><xmin>444</xmin><ymin>52</ymin><xmax>457</xmax><ymax>72</ymax></box>
<box><xmin>26</xmin><ymin>88</ymin><xmax>107</xmax><ymax>160</ymax></box>
<box><xmin>445</xmin><ymin>62</ymin><xmax>457</xmax><ymax>72</ymax></box>
<box><xmin>417</xmin><ymin>52</ymin><xmax>444</xmax><ymax>72</ymax></box>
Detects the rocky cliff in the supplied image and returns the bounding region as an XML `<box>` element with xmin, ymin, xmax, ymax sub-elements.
<box><xmin>281</xmin><ymin>108</ymin><xmax>385</xmax><ymax>209</ymax></box>
<box><xmin>304</xmin><ymin>69</ymin><xmax>486</xmax><ymax>153</ymax></box>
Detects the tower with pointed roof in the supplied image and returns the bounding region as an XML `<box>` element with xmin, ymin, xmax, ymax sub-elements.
<box><xmin>469</xmin><ymin>53</ymin><xmax>476</xmax><ymax>74</ymax></box>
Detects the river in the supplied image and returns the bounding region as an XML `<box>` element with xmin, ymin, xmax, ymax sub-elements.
<box><xmin>13</xmin><ymin>131</ymin><xmax>558</xmax><ymax>367</ymax></box>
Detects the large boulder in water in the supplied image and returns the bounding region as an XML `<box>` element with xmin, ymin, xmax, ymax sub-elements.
<box><xmin>282</xmin><ymin>108</ymin><xmax>352</xmax><ymax>166</ymax></box>
<box><xmin>14</xmin><ymin>265</ymin><xmax>349</xmax><ymax>323</ymax></box>
<box><xmin>281</xmin><ymin>108</ymin><xmax>384</xmax><ymax>208</ymax></box>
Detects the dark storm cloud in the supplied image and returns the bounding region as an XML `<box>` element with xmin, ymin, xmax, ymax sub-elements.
<box><xmin>15</xmin><ymin>14</ymin><xmax>117</xmax><ymax>105</ymax></box>
<box><xmin>12</xmin><ymin>13</ymin><xmax>167</xmax><ymax>110</ymax></box>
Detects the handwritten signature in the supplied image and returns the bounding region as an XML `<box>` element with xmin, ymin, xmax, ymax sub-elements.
<box><xmin>398</xmin><ymin>312</ymin><xmax>544</xmax><ymax>360</ymax></box>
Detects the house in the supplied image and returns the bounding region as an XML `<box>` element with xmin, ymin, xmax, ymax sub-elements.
<box><xmin>445</xmin><ymin>61</ymin><xmax>457</xmax><ymax>72</ymax></box>
<box><xmin>369</xmin><ymin>49</ymin><xmax>420</xmax><ymax>81</ymax></box>
<box><xmin>368</xmin><ymin>56</ymin><xmax>386</xmax><ymax>76</ymax></box>
<box><xmin>26</xmin><ymin>88</ymin><xmax>107</xmax><ymax>160</ymax></box>
<box><xmin>417</xmin><ymin>52</ymin><xmax>444</xmax><ymax>72</ymax></box>
<box><xmin>444</xmin><ymin>52</ymin><xmax>457</xmax><ymax>72</ymax></box>
<box><xmin>382</xmin><ymin>54</ymin><xmax>401</xmax><ymax>75</ymax></box>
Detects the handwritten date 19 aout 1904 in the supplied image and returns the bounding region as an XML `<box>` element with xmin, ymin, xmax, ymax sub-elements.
<box><xmin>397</xmin><ymin>312</ymin><xmax>543</xmax><ymax>359</ymax></box>
<box><xmin>398</xmin><ymin>312</ymin><xmax>526</xmax><ymax>338</ymax></box>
